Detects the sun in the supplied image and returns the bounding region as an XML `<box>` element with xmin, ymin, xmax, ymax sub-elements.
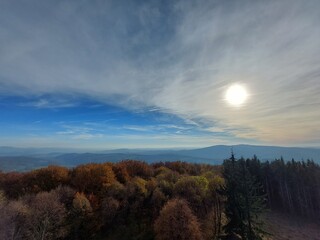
<box><xmin>225</xmin><ymin>84</ymin><xmax>248</xmax><ymax>107</ymax></box>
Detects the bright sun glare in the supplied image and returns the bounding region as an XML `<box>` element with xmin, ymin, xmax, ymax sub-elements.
<box><xmin>225</xmin><ymin>84</ymin><xmax>248</xmax><ymax>107</ymax></box>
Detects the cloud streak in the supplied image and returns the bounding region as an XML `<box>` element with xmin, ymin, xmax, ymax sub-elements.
<box><xmin>0</xmin><ymin>0</ymin><xmax>319</xmax><ymax>146</ymax></box>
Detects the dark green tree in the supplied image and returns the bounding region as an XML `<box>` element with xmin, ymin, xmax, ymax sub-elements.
<box><xmin>222</xmin><ymin>154</ymin><xmax>267</xmax><ymax>239</ymax></box>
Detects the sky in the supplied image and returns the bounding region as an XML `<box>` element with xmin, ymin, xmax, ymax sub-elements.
<box><xmin>0</xmin><ymin>0</ymin><xmax>319</xmax><ymax>149</ymax></box>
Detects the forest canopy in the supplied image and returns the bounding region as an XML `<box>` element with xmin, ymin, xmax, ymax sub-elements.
<box><xmin>0</xmin><ymin>157</ymin><xmax>319</xmax><ymax>240</ymax></box>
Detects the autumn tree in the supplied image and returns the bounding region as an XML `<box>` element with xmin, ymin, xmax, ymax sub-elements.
<box><xmin>70</xmin><ymin>192</ymin><xmax>94</xmax><ymax>239</ymax></box>
<box><xmin>25</xmin><ymin>190</ymin><xmax>67</xmax><ymax>240</ymax></box>
<box><xmin>173</xmin><ymin>175</ymin><xmax>209</xmax><ymax>217</ymax></box>
<box><xmin>155</xmin><ymin>167</ymin><xmax>179</xmax><ymax>197</ymax></box>
<box><xmin>0</xmin><ymin>199</ymin><xmax>29</xmax><ymax>240</ymax></box>
<box><xmin>0</xmin><ymin>172</ymin><xmax>25</xmax><ymax>198</ymax></box>
<box><xmin>101</xmin><ymin>197</ymin><xmax>120</xmax><ymax>226</ymax></box>
<box><xmin>202</xmin><ymin>172</ymin><xmax>225</xmax><ymax>238</ymax></box>
<box><xmin>112</xmin><ymin>164</ymin><xmax>130</xmax><ymax>183</ymax></box>
<box><xmin>70</xmin><ymin>163</ymin><xmax>116</xmax><ymax>194</ymax></box>
<box><xmin>150</xmin><ymin>188</ymin><xmax>166</xmax><ymax>219</ymax></box>
<box><xmin>0</xmin><ymin>190</ymin><xmax>5</xmax><ymax>203</ymax></box>
<box><xmin>125</xmin><ymin>177</ymin><xmax>150</xmax><ymax>230</ymax></box>
<box><xmin>72</xmin><ymin>192</ymin><xmax>93</xmax><ymax>215</ymax></box>
<box><xmin>51</xmin><ymin>185</ymin><xmax>76</xmax><ymax>209</ymax></box>
<box><xmin>23</xmin><ymin>166</ymin><xmax>69</xmax><ymax>193</ymax></box>
<box><xmin>154</xmin><ymin>198</ymin><xmax>203</xmax><ymax>240</ymax></box>
<box><xmin>119</xmin><ymin>160</ymin><xmax>154</xmax><ymax>179</ymax></box>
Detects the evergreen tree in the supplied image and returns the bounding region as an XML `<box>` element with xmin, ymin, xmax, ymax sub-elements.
<box><xmin>222</xmin><ymin>154</ymin><xmax>267</xmax><ymax>239</ymax></box>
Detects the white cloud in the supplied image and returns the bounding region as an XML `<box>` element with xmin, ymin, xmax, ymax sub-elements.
<box><xmin>0</xmin><ymin>0</ymin><xmax>319</xmax><ymax>145</ymax></box>
<box><xmin>71</xmin><ymin>133</ymin><xmax>103</xmax><ymax>140</ymax></box>
<box><xmin>20</xmin><ymin>98</ymin><xmax>76</xmax><ymax>108</ymax></box>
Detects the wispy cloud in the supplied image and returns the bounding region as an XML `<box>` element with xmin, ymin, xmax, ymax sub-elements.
<box><xmin>0</xmin><ymin>0</ymin><xmax>319</xmax><ymax>146</ymax></box>
<box><xmin>56</xmin><ymin>124</ymin><xmax>104</xmax><ymax>140</ymax></box>
<box><xmin>21</xmin><ymin>98</ymin><xmax>76</xmax><ymax>109</ymax></box>
<box><xmin>71</xmin><ymin>133</ymin><xmax>103</xmax><ymax>140</ymax></box>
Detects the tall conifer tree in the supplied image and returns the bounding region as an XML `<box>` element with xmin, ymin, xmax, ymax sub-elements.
<box><xmin>222</xmin><ymin>154</ymin><xmax>267</xmax><ymax>239</ymax></box>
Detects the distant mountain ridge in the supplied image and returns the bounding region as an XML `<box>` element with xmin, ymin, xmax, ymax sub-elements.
<box><xmin>176</xmin><ymin>144</ymin><xmax>320</xmax><ymax>161</ymax></box>
<box><xmin>0</xmin><ymin>144</ymin><xmax>319</xmax><ymax>172</ymax></box>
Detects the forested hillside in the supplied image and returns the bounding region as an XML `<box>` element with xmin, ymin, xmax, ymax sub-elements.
<box><xmin>0</xmin><ymin>157</ymin><xmax>319</xmax><ymax>240</ymax></box>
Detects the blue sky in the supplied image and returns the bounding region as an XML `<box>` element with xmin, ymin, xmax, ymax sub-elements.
<box><xmin>0</xmin><ymin>0</ymin><xmax>319</xmax><ymax>149</ymax></box>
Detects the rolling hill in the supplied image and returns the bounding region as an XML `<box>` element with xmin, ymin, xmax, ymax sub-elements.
<box><xmin>0</xmin><ymin>144</ymin><xmax>319</xmax><ymax>172</ymax></box>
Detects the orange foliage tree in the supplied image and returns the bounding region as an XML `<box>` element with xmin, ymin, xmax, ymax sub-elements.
<box><xmin>23</xmin><ymin>165</ymin><xmax>69</xmax><ymax>193</ymax></box>
<box><xmin>70</xmin><ymin>163</ymin><xmax>116</xmax><ymax>194</ymax></box>
<box><xmin>154</xmin><ymin>198</ymin><xmax>203</xmax><ymax>240</ymax></box>
<box><xmin>119</xmin><ymin>160</ymin><xmax>153</xmax><ymax>179</ymax></box>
